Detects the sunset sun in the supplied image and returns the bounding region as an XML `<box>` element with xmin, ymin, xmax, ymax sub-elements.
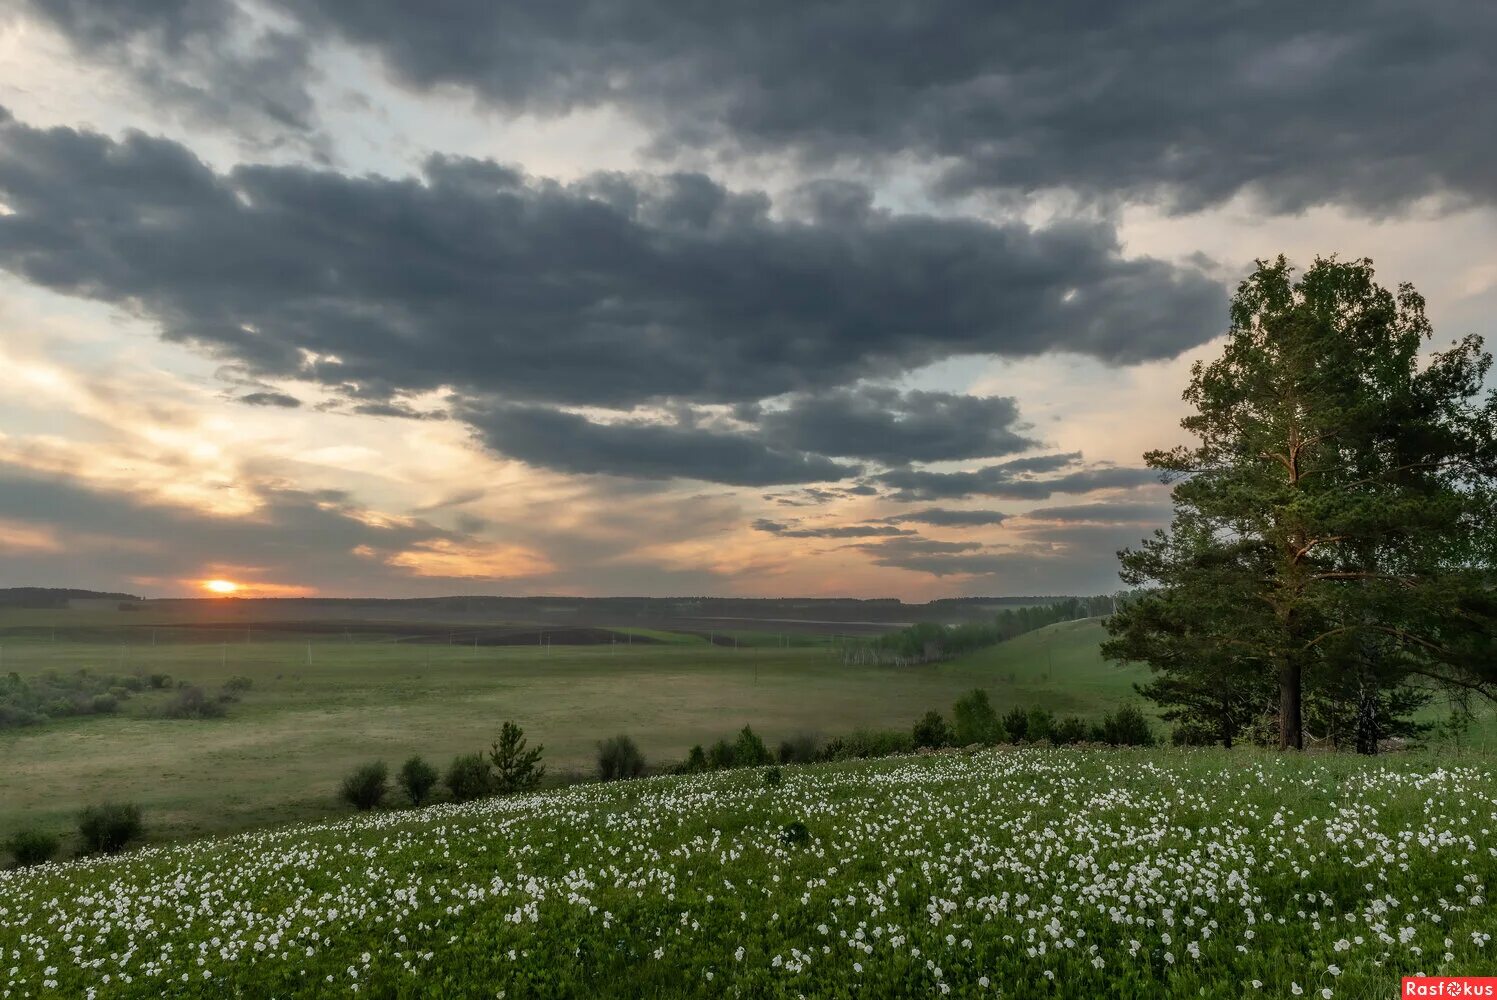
<box><xmin>203</xmin><ymin>579</ymin><xmax>240</xmax><ymax>595</ymax></box>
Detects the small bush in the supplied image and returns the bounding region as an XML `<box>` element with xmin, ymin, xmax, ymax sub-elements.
<box><xmin>120</xmin><ymin>676</ymin><xmax>145</xmax><ymax>693</ymax></box>
<box><xmin>821</xmin><ymin>728</ymin><xmax>913</xmax><ymax>760</ymax></box>
<box><xmin>732</xmin><ymin>725</ymin><xmax>773</xmax><ymax>767</ymax></box>
<box><xmin>77</xmin><ymin>803</ymin><xmax>143</xmax><ymax>854</ymax></box>
<box><xmin>780</xmin><ymin>821</ymin><xmax>810</xmax><ymax>846</ymax></box>
<box><xmin>706</xmin><ymin>739</ymin><xmax>736</xmax><ymax>770</ymax></box>
<box><xmin>147</xmin><ymin>673</ymin><xmax>172</xmax><ymax>690</ymax></box>
<box><xmin>398</xmin><ymin>755</ymin><xmax>439</xmax><ymax>805</ymax></box>
<box><xmin>763</xmin><ymin>766</ymin><xmax>783</xmax><ymax>788</ymax></box>
<box><xmin>1171</xmin><ymin>718</ymin><xmax>1220</xmax><ymax>747</ymax></box>
<box><xmin>597</xmin><ymin>734</ymin><xmax>646</xmax><ymax>782</ymax></box>
<box><xmin>445</xmin><ymin>753</ymin><xmax>491</xmax><ymax>802</ymax></box>
<box><xmin>912</xmin><ymin>710</ymin><xmax>953</xmax><ymax>749</ymax></box>
<box><xmin>340</xmin><ymin>761</ymin><xmax>388</xmax><ymax>811</ymax></box>
<box><xmin>89</xmin><ymin>693</ymin><xmax>118</xmax><ymax>714</ymax></box>
<box><xmin>682</xmin><ymin>744</ymin><xmax>708</xmax><ymax>773</ymax></box>
<box><xmin>6</xmin><ymin>829</ymin><xmax>60</xmax><ymax>868</ymax></box>
<box><xmin>952</xmin><ymin>689</ymin><xmax>1003</xmax><ymax>745</ymax></box>
<box><xmin>1025</xmin><ymin>707</ymin><xmax>1055</xmax><ymax>743</ymax></box>
<box><xmin>776</xmin><ymin>732</ymin><xmax>822</xmax><ymax>764</ymax></box>
<box><xmin>1049</xmin><ymin>715</ymin><xmax>1090</xmax><ymax>745</ymax></box>
<box><xmin>223</xmin><ymin>676</ymin><xmax>254</xmax><ymax>693</ymax></box>
<box><xmin>1097</xmin><ymin>705</ymin><xmax>1157</xmax><ymax>747</ymax></box>
<box><xmin>161</xmin><ymin>686</ymin><xmax>226</xmax><ymax>719</ymax></box>
<box><xmin>1001</xmin><ymin>706</ymin><xmax>1029</xmax><ymax>742</ymax></box>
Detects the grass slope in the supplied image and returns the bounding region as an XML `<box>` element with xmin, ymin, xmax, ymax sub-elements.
<box><xmin>2</xmin><ymin>747</ymin><xmax>1493</xmax><ymax>998</ymax></box>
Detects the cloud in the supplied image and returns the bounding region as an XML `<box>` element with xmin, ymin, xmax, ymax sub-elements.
<box><xmin>854</xmin><ymin>522</ymin><xmax>1151</xmax><ymax>592</ymax></box>
<box><xmin>882</xmin><ymin>507</ymin><xmax>1009</xmax><ymax>527</ymax></box>
<box><xmin>16</xmin><ymin>0</ymin><xmax>321</xmax><ymax>152</ymax></box>
<box><xmin>1022</xmin><ymin>500</ymin><xmax>1172</xmax><ymax>524</ymax></box>
<box><xmin>238</xmin><ymin>390</ymin><xmax>301</xmax><ymax>407</ymax></box>
<box><xmin>875</xmin><ymin>455</ymin><xmax>1157</xmax><ymax>501</ymax></box>
<box><xmin>464</xmin><ymin>405</ymin><xmax>858</xmax><ymax>486</ymax></box>
<box><xmin>0</xmin><ymin>462</ymin><xmax>472</xmax><ymax>592</ymax></box>
<box><xmin>25</xmin><ymin>0</ymin><xmax>1497</xmax><ymax>214</ymax></box>
<box><xmin>751</xmin><ymin>518</ymin><xmax>912</xmax><ymax>539</ymax></box>
<box><xmin>0</xmin><ymin>112</ymin><xmax>1226</xmax><ymax>420</ymax></box>
<box><xmin>757</xmin><ymin>387</ymin><xmax>1034</xmax><ymax>463</ymax></box>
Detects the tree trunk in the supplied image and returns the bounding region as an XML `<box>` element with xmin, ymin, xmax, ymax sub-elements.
<box><xmin>1278</xmin><ymin>658</ymin><xmax>1303</xmax><ymax>750</ymax></box>
<box><xmin>1353</xmin><ymin>665</ymin><xmax>1380</xmax><ymax>755</ymax></box>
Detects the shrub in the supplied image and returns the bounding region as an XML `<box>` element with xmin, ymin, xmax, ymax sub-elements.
<box><xmin>489</xmin><ymin>721</ymin><xmax>545</xmax><ymax>794</ymax></box>
<box><xmin>1097</xmin><ymin>705</ymin><xmax>1157</xmax><ymax>747</ymax></box>
<box><xmin>821</xmin><ymin>728</ymin><xmax>913</xmax><ymax>760</ymax></box>
<box><xmin>683</xmin><ymin>744</ymin><xmax>708</xmax><ymax>773</ymax></box>
<box><xmin>1049</xmin><ymin>715</ymin><xmax>1090</xmax><ymax>745</ymax></box>
<box><xmin>1171</xmin><ymin>718</ymin><xmax>1221</xmax><ymax>747</ymax></box>
<box><xmin>120</xmin><ymin>676</ymin><xmax>145</xmax><ymax>693</ymax></box>
<box><xmin>223</xmin><ymin>676</ymin><xmax>254</xmax><ymax>693</ymax></box>
<box><xmin>147</xmin><ymin>673</ymin><xmax>172</xmax><ymax>689</ymax></box>
<box><xmin>763</xmin><ymin>766</ymin><xmax>783</xmax><ymax>788</ymax></box>
<box><xmin>77</xmin><ymin>803</ymin><xmax>143</xmax><ymax>854</ymax></box>
<box><xmin>6</xmin><ymin>829</ymin><xmax>60</xmax><ymax>868</ymax></box>
<box><xmin>1025</xmin><ymin>707</ymin><xmax>1055</xmax><ymax>743</ymax></box>
<box><xmin>952</xmin><ymin>688</ymin><xmax>1003</xmax><ymax>745</ymax></box>
<box><xmin>89</xmin><ymin>693</ymin><xmax>118</xmax><ymax>714</ymax></box>
<box><xmin>706</xmin><ymin>739</ymin><xmax>736</xmax><ymax>770</ymax></box>
<box><xmin>777</xmin><ymin>732</ymin><xmax>822</xmax><ymax>764</ymax></box>
<box><xmin>398</xmin><ymin>755</ymin><xmax>439</xmax><ymax>805</ymax></box>
<box><xmin>780</xmin><ymin>821</ymin><xmax>810</xmax><ymax>846</ymax></box>
<box><xmin>340</xmin><ymin>761</ymin><xmax>388</xmax><ymax>811</ymax></box>
<box><xmin>445</xmin><ymin>753</ymin><xmax>491</xmax><ymax>802</ymax></box>
<box><xmin>596</xmin><ymin>734</ymin><xmax>646</xmax><ymax>782</ymax></box>
<box><xmin>732</xmin><ymin>725</ymin><xmax>773</xmax><ymax>767</ymax></box>
<box><xmin>912</xmin><ymin>710</ymin><xmax>953</xmax><ymax>749</ymax></box>
<box><xmin>161</xmin><ymin>686</ymin><xmax>226</xmax><ymax>719</ymax></box>
<box><xmin>1001</xmin><ymin>706</ymin><xmax>1029</xmax><ymax>742</ymax></box>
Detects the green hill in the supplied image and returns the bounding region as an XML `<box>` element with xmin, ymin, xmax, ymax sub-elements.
<box><xmin>2</xmin><ymin>746</ymin><xmax>1492</xmax><ymax>998</ymax></box>
<box><xmin>937</xmin><ymin>618</ymin><xmax>1145</xmax><ymax>716</ymax></box>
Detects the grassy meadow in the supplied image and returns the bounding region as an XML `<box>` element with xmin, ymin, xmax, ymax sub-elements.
<box><xmin>1</xmin><ymin>609</ymin><xmax>1143</xmax><ymax>843</ymax></box>
<box><xmin>3</xmin><ymin>747</ymin><xmax>1494</xmax><ymax>998</ymax></box>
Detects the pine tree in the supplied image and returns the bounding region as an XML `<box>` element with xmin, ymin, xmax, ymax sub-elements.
<box><xmin>489</xmin><ymin>720</ymin><xmax>546</xmax><ymax>793</ymax></box>
<box><xmin>1105</xmin><ymin>256</ymin><xmax>1497</xmax><ymax>750</ymax></box>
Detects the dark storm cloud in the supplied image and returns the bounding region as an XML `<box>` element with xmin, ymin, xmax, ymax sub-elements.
<box><xmin>751</xmin><ymin>518</ymin><xmax>912</xmax><ymax>539</ymax></box>
<box><xmin>758</xmin><ymin>388</ymin><xmax>1034</xmax><ymax>463</ymax></box>
<box><xmin>26</xmin><ymin>0</ymin><xmax>1497</xmax><ymax>214</ymax></box>
<box><xmin>882</xmin><ymin>508</ymin><xmax>1009</xmax><ymax>527</ymax></box>
<box><xmin>0</xmin><ymin>114</ymin><xmax>1226</xmax><ymax>421</ymax></box>
<box><xmin>874</xmin><ymin>454</ymin><xmax>1157</xmax><ymax>501</ymax></box>
<box><xmin>17</xmin><ymin>0</ymin><xmax>320</xmax><ymax>150</ymax></box>
<box><xmin>238</xmin><ymin>391</ymin><xmax>301</xmax><ymax>407</ymax></box>
<box><xmin>464</xmin><ymin>405</ymin><xmax>858</xmax><ymax>487</ymax></box>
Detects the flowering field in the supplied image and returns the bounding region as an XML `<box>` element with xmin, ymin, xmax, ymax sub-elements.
<box><xmin>2</xmin><ymin>749</ymin><xmax>1493</xmax><ymax>998</ymax></box>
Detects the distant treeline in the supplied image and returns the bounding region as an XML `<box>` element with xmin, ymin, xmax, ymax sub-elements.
<box><xmin>844</xmin><ymin>595</ymin><xmax>1117</xmax><ymax>666</ymax></box>
<box><xmin>0</xmin><ymin>588</ymin><xmax>141</xmax><ymax>609</ymax></box>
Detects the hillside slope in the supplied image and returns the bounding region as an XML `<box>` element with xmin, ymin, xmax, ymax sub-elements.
<box><xmin>3</xmin><ymin>747</ymin><xmax>1492</xmax><ymax>998</ymax></box>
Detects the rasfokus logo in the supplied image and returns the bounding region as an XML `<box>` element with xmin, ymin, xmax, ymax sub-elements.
<box><xmin>1403</xmin><ymin>978</ymin><xmax>1497</xmax><ymax>998</ymax></box>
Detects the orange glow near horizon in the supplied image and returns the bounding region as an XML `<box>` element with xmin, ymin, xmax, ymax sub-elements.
<box><xmin>202</xmin><ymin>579</ymin><xmax>240</xmax><ymax>595</ymax></box>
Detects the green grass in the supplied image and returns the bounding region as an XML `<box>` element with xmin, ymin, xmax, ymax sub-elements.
<box><xmin>0</xmin><ymin>619</ymin><xmax>1147</xmax><ymax>843</ymax></box>
<box><xmin>2</xmin><ymin>747</ymin><xmax>1493</xmax><ymax>998</ymax></box>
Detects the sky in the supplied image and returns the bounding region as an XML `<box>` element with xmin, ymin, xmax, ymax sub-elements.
<box><xmin>0</xmin><ymin>1</ymin><xmax>1494</xmax><ymax>601</ymax></box>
